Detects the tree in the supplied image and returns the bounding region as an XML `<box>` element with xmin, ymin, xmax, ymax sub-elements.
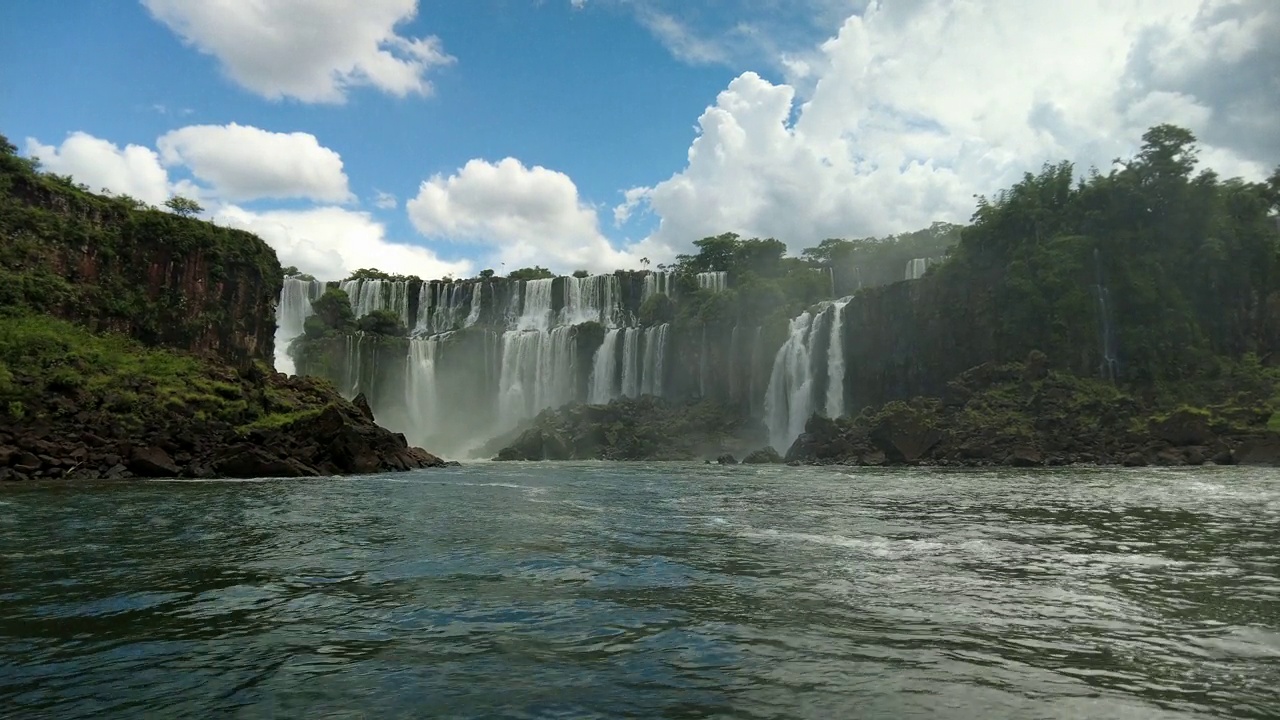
<box><xmin>572</xmin><ymin>269</ymin><xmax>589</xmax><ymax>278</ymax></box>
<box><xmin>357</xmin><ymin>309</ymin><xmax>407</xmax><ymax>336</ymax></box>
<box><xmin>164</xmin><ymin>195</ymin><xmax>203</xmax><ymax>217</ymax></box>
<box><xmin>479</xmin><ymin>269</ymin><xmax>495</xmax><ymax>280</ymax></box>
<box><xmin>508</xmin><ymin>266</ymin><xmax>555</xmax><ymax>281</ymax></box>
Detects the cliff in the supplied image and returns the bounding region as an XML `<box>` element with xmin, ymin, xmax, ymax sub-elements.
<box><xmin>0</xmin><ymin>134</ymin><xmax>447</xmax><ymax>481</ymax></box>
<box><xmin>1</xmin><ymin>155</ymin><xmax>280</xmax><ymax>366</ymax></box>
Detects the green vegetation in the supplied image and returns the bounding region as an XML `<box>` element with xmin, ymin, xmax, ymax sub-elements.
<box><xmin>507</xmin><ymin>266</ymin><xmax>555</xmax><ymax>281</ymax></box>
<box><xmin>0</xmin><ymin>132</ymin><xmax>282</xmax><ymax>362</ymax></box>
<box><xmin>164</xmin><ymin>195</ymin><xmax>203</xmax><ymax>217</ymax></box>
<box><xmin>0</xmin><ymin>313</ymin><xmax>335</xmax><ymax>430</ymax></box>
<box><xmin>343</xmin><ymin>268</ymin><xmax>423</xmax><ymax>283</ymax></box>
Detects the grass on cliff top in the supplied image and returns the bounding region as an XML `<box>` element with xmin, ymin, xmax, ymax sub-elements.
<box><xmin>0</xmin><ymin>312</ymin><xmax>330</xmax><ymax>430</ymax></box>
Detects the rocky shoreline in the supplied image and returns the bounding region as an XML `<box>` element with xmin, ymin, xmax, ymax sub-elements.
<box><xmin>0</xmin><ymin>379</ymin><xmax>448</xmax><ymax>483</ymax></box>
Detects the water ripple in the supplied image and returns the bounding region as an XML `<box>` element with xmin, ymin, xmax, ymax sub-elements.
<box><xmin>1</xmin><ymin>464</ymin><xmax>1277</xmax><ymax>719</ymax></box>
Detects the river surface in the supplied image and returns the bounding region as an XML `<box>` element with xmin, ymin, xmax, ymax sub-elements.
<box><xmin>1</xmin><ymin>464</ymin><xmax>1278</xmax><ymax>719</ymax></box>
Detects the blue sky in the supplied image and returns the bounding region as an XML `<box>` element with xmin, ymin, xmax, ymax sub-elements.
<box><xmin>2</xmin><ymin>1</ymin><xmax>1275</xmax><ymax>280</ymax></box>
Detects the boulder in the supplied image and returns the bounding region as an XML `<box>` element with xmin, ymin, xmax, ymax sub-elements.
<box><xmin>352</xmin><ymin>392</ymin><xmax>376</xmax><ymax>422</ymax></box>
<box><xmin>716</xmin><ymin>453</ymin><xmax>738</xmax><ymax>465</ymax></box>
<box><xmin>211</xmin><ymin>445</ymin><xmax>319</xmax><ymax>478</ymax></box>
<box><xmin>128</xmin><ymin>446</ymin><xmax>181</xmax><ymax>477</ymax></box>
<box><xmin>1233</xmin><ymin>435</ymin><xmax>1280</xmax><ymax>466</ymax></box>
<box><xmin>742</xmin><ymin>447</ymin><xmax>783</xmax><ymax>464</ymax></box>
<box><xmin>1005</xmin><ymin>447</ymin><xmax>1043</xmax><ymax>467</ymax></box>
<box><xmin>1022</xmin><ymin>350</ymin><xmax>1050</xmax><ymax>381</ymax></box>
<box><xmin>1152</xmin><ymin>409</ymin><xmax>1214</xmax><ymax>446</ymax></box>
<box><xmin>870</xmin><ymin>408</ymin><xmax>944</xmax><ymax>463</ymax></box>
<box><xmin>1122</xmin><ymin>452</ymin><xmax>1149</xmax><ymax>467</ymax></box>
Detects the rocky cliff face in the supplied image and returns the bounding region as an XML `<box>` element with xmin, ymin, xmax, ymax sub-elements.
<box><xmin>3</xmin><ymin>170</ymin><xmax>281</xmax><ymax>366</ymax></box>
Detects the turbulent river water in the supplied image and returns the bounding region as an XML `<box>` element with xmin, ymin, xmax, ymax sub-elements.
<box><xmin>1</xmin><ymin>464</ymin><xmax>1278</xmax><ymax>719</ymax></box>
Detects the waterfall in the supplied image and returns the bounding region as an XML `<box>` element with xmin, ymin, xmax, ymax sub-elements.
<box><xmin>498</xmin><ymin>325</ymin><xmax>576</xmax><ymax>427</ymax></box>
<box><xmin>406</xmin><ymin>337</ymin><xmax>441</xmax><ymax>430</ymax></box>
<box><xmin>589</xmin><ymin>329</ymin><xmax>622</xmax><ymax>403</ymax></box>
<box><xmin>697</xmin><ymin>271</ymin><xmax>729</xmax><ymax>292</ymax></box>
<box><xmin>620</xmin><ymin>328</ymin><xmax>640</xmax><ymax>398</ymax></box>
<box><xmin>273</xmin><ymin>277</ymin><xmax>325</xmax><ymax>374</ymax></box>
<box><xmin>764</xmin><ymin>298</ymin><xmax>854</xmax><ymax>452</ymax></box>
<box><xmin>639</xmin><ymin>324</ymin><xmax>669</xmax><ymax>396</ymax></box>
<box><xmin>824</xmin><ymin>298</ymin><xmax>851</xmax><ymax>418</ymax></box>
<box><xmin>904</xmin><ymin>258</ymin><xmax>930</xmax><ymax>281</ymax></box>
<box><xmin>465</xmin><ymin>282</ymin><xmax>483</xmax><ymax>327</ymax></box>
<box><xmin>563</xmin><ymin>274</ymin><xmax>621</xmax><ymax>326</ymax></box>
<box><xmin>642</xmin><ymin>271</ymin><xmax>671</xmax><ymax>301</ymax></box>
<box><xmin>1094</xmin><ymin>249</ymin><xmax>1119</xmax><ymax>381</ymax></box>
<box><xmin>517</xmin><ymin>279</ymin><xmax>555</xmax><ymax>331</ymax></box>
<box><xmin>765</xmin><ymin>313</ymin><xmax>818</xmax><ymax>452</ymax></box>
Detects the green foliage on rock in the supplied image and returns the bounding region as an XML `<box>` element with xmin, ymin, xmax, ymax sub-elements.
<box><xmin>508</xmin><ymin>266</ymin><xmax>555</xmax><ymax>281</ymax></box>
<box><xmin>638</xmin><ymin>293</ymin><xmax>676</xmax><ymax>326</ymax></box>
<box><xmin>357</xmin><ymin>309</ymin><xmax>408</xmax><ymax>336</ymax></box>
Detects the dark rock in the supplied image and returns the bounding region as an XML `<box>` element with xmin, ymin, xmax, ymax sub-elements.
<box><xmin>352</xmin><ymin>392</ymin><xmax>376</xmax><ymax>422</ymax></box>
<box><xmin>0</xmin><ymin>446</ymin><xmax>16</xmax><ymax>466</ymax></box>
<box><xmin>128</xmin><ymin>446</ymin><xmax>180</xmax><ymax>478</ymax></box>
<box><xmin>13</xmin><ymin>451</ymin><xmax>41</xmax><ymax>473</ymax></box>
<box><xmin>870</xmin><ymin>408</ymin><xmax>944</xmax><ymax>463</ymax></box>
<box><xmin>716</xmin><ymin>453</ymin><xmax>738</xmax><ymax>465</ymax></box>
<box><xmin>1233</xmin><ymin>435</ymin><xmax>1280</xmax><ymax>466</ymax></box>
<box><xmin>1022</xmin><ymin>350</ymin><xmax>1049</xmax><ymax>381</ymax></box>
<box><xmin>1122</xmin><ymin>452</ymin><xmax>1148</xmax><ymax>467</ymax></box>
<box><xmin>211</xmin><ymin>445</ymin><xmax>319</xmax><ymax>479</ymax></box>
<box><xmin>1006</xmin><ymin>447</ymin><xmax>1043</xmax><ymax>467</ymax></box>
<box><xmin>1152</xmin><ymin>409</ymin><xmax>1214</xmax><ymax>446</ymax></box>
<box><xmin>742</xmin><ymin>447</ymin><xmax>783</xmax><ymax>464</ymax></box>
<box><xmin>104</xmin><ymin>464</ymin><xmax>131</xmax><ymax>480</ymax></box>
<box><xmin>0</xmin><ymin>468</ymin><xmax>22</xmax><ymax>482</ymax></box>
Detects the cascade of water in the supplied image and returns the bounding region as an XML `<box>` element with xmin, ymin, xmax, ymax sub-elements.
<box><xmin>465</xmin><ymin>282</ymin><xmax>483</xmax><ymax>327</ymax></box>
<box><xmin>639</xmin><ymin>324</ymin><xmax>669</xmax><ymax>396</ymax></box>
<box><xmin>642</xmin><ymin>271</ymin><xmax>671</xmax><ymax>301</ymax></box>
<box><xmin>764</xmin><ymin>312</ymin><xmax>818</xmax><ymax>453</ymax></box>
<box><xmin>824</xmin><ymin>298</ymin><xmax>851</xmax><ymax>418</ymax></box>
<box><xmin>696</xmin><ymin>271</ymin><xmax>729</xmax><ymax>292</ymax></box>
<box><xmin>589</xmin><ymin>329</ymin><xmax>622</xmax><ymax>403</ymax></box>
<box><xmin>516</xmin><ymin>279</ymin><xmax>555</xmax><ymax>331</ymax></box>
<box><xmin>563</xmin><ymin>274</ymin><xmax>621</xmax><ymax>326</ymax></box>
<box><xmin>497</xmin><ymin>326</ymin><xmax>577</xmax><ymax>427</ymax></box>
<box><xmin>406</xmin><ymin>337</ymin><xmax>441</xmax><ymax>430</ymax></box>
<box><xmin>904</xmin><ymin>258</ymin><xmax>930</xmax><ymax>281</ymax></box>
<box><xmin>1093</xmin><ymin>248</ymin><xmax>1119</xmax><ymax>381</ymax></box>
<box><xmin>274</xmin><ymin>277</ymin><xmax>324</xmax><ymax>374</ymax></box>
<box><xmin>620</xmin><ymin>328</ymin><xmax>640</xmax><ymax>398</ymax></box>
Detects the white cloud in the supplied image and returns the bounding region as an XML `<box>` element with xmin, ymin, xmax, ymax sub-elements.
<box><xmin>373</xmin><ymin>190</ymin><xmax>398</xmax><ymax>209</ymax></box>
<box><xmin>26</xmin><ymin>132</ymin><xmax>171</xmax><ymax>206</ymax></box>
<box><xmin>216</xmin><ymin>205</ymin><xmax>471</xmax><ymax>281</ymax></box>
<box><xmin>157</xmin><ymin>123</ymin><xmax>353</xmax><ymax>203</ymax></box>
<box><xmin>621</xmin><ymin>0</ymin><xmax>1279</xmax><ymax>254</ymax></box>
<box><xmin>407</xmin><ymin>157</ymin><xmax>647</xmax><ymax>272</ymax></box>
<box><xmin>142</xmin><ymin>0</ymin><xmax>454</xmax><ymax>103</ymax></box>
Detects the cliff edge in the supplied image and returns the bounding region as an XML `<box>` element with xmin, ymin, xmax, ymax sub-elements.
<box><xmin>0</xmin><ymin>134</ymin><xmax>445</xmax><ymax>481</ymax></box>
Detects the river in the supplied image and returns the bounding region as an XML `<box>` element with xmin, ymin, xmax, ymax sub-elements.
<box><xmin>1</xmin><ymin>464</ymin><xmax>1277</xmax><ymax>719</ymax></box>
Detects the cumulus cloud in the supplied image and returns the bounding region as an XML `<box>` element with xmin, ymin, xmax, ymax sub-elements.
<box><xmin>621</xmin><ymin>0</ymin><xmax>1280</xmax><ymax>254</ymax></box>
<box><xmin>157</xmin><ymin>123</ymin><xmax>353</xmax><ymax>203</ymax></box>
<box><xmin>142</xmin><ymin>0</ymin><xmax>454</xmax><ymax>103</ymax></box>
<box><xmin>216</xmin><ymin>205</ymin><xmax>471</xmax><ymax>281</ymax></box>
<box><xmin>26</xmin><ymin>132</ymin><xmax>172</xmax><ymax>206</ymax></box>
<box><xmin>407</xmin><ymin>158</ymin><xmax>647</xmax><ymax>272</ymax></box>
<box><xmin>373</xmin><ymin>190</ymin><xmax>398</xmax><ymax>209</ymax></box>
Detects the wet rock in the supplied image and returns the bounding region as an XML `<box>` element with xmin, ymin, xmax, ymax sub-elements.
<box><xmin>352</xmin><ymin>392</ymin><xmax>376</xmax><ymax>422</ymax></box>
<box><xmin>1233</xmin><ymin>435</ymin><xmax>1280</xmax><ymax>466</ymax></box>
<box><xmin>211</xmin><ymin>445</ymin><xmax>319</xmax><ymax>479</ymax></box>
<box><xmin>1152</xmin><ymin>409</ymin><xmax>1214</xmax><ymax>446</ymax></box>
<box><xmin>1006</xmin><ymin>447</ymin><xmax>1043</xmax><ymax>467</ymax></box>
<box><xmin>128</xmin><ymin>446</ymin><xmax>181</xmax><ymax>478</ymax></box>
<box><xmin>716</xmin><ymin>453</ymin><xmax>738</xmax><ymax>465</ymax></box>
<box><xmin>1122</xmin><ymin>452</ymin><xmax>1148</xmax><ymax>467</ymax></box>
<box><xmin>12</xmin><ymin>451</ymin><xmax>41</xmax><ymax>474</ymax></box>
<box><xmin>104</xmin><ymin>464</ymin><xmax>131</xmax><ymax>480</ymax></box>
<box><xmin>870</xmin><ymin>409</ymin><xmax>944</xmax><ymax>463</ymax></box>
<box><xmin>742</xmin><ymin>447</ymin><xmax>783</xmax><ymax>464</ymax></box>
<box><xmin>1022</xmin><ymin>350</ymin><xmax>1049</xmax><ymax>381</ymax></box>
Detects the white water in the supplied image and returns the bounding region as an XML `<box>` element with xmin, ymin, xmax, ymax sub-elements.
<box><xmin>273</xmin><ymin>277</ymin><xmax>326</xmax><ymax>374</ymax></box>
<box><xmin>765</xmin><ymin>313</ymin><xmax>818</xmax><ymax>453</ymax></box>
<box><xmin>589</xmin><ymin>329</ymin><xmax>622</xmax><ymax>403</ymax></box>
<box><xmin>642</xmin><ymin>271</ymin><xmax>671</xmax><ymax>301</ymax></box>
<box><xmin>563</xmin><ymin>274</ymin><xmax>621</xmax><ymax>326</ymax></box>
<box><xmin>904</xmin><ymin>258</ymin><xmax>930</xmax><ymax>281</ymax></box>
<box><xmin>824</xmin><ymin>298</ymin><xmax>851</xmax><ymax>418</ymax></box>
<box><xmin>765</xmin><ymin>298</ymin><xmax>854</xmax><ymax>453</ymax></box>
<box><xmin>516</xmin><ymin>279</ymin><xmax>555</xmax><ymax>332</ymax></box>
<box><xmin>639</xmin><ymin>324</ymin><xmax>669</xmax><ymax>397</ymax></box>
<box><xmin>697</xmin><ymin>271</ymin><xmax>729</xmax><ymax>293</ymax></box>
<box><xmin>621</xmin><ymin>328</ymin><xmax>640</xmax><ymax>398</ymax></box>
